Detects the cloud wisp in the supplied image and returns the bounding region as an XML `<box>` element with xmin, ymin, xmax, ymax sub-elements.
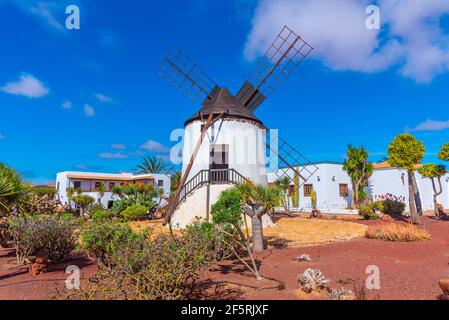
<box><xmin>8</xmin><ymin>0</ymin><xmax>66</xmax><ymax>31</ymax></box>
<box><xmin>95</xmin><ymin>93</ymin><xmax>114</xmax><ymax>103</ymax></box>
<box><xmin>1</xmin><ymin>73</ymin><xmax>49</xmax><ymax>98</ymax></box>
<box><xmin>139</xmin><ymin>140</ymin><xmax>171</xmax><ymax>153</ymax></box>
<box><xmin>410</xmin><ymin>119</ymin><xmax>449</xmax><ymax>132</ymax></box>
<box><xmin>0</xmin><ymin>133</ymin><xmax>5</xmax><ymax>140</ymax></box>
<box><xmin>244</xmin><ymin>0</ymin><xmax>449</xmax><ymax>83</ymax></box>
<box><xmin>62</xmin><ymin>100</ymin><xmax>72</xmax><ymax>109</ymax></box>
<box><xmin>111</xmin><ymin>144</ymin><xmax>127</xmax><ymax>150</ymax></box>
<box><xmin>83</xmin><ymin>104</ymin><xmax>95</xmax><ymax>117</ymax></box>
<box><xmin>98</xmin><ymin>152</ymin><xmax>129</xmax><ymax>159</ymax></box>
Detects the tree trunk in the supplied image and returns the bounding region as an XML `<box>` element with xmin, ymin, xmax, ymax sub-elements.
<box><xmin>251</xmin><ymin>214</ymin><xmax>265</xmax><ymax>252</ymax></box>
<box><xmin>353</xmin><ymin>180</ymin><xmax>359</xmax><ymax>208</ymax></box>
<box><xmin>407</xmin><ymin>171</ymin><xmax>420</xmax><ymax>224</ymax></box>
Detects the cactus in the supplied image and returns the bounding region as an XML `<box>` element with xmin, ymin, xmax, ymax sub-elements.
<box><xmin>292</xmin><ymin>172</ymin><xmax>299</xmax><ymax>208</ymax></box>
<box><xmin>311</xmin><ymin>187</ymin><xmax>317</xmax><ymax>209</ymax></box>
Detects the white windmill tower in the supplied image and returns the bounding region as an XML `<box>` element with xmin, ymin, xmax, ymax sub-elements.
<box><xmin>160</xmin><ymin>26</ymin><xmax>318</xmax><ymax>228</ymax></box>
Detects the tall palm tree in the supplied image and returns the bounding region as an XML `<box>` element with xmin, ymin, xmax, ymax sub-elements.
<box><xmin>235</xmin><ymin>182</ymin><xmax>282</xmax><ymax>252</ymax></box>
<box><xmin>135</xmin><ymin>156</ymin><xmax>169</xmax><ymax>174</ymax></box>
<box><xmin>343</xmin><ymin>145</ymin><xmax>373</xmax><ymax>208</ymax></box>
<box><xmin>0</xmin><ymin>163</ymin><xmax>30</xmax><ymax>216</ymax></box>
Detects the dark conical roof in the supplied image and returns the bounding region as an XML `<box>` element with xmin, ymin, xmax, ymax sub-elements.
<box><xmin>184</xmin><ymin>87</ymin><xmax>263</xmax><ymax>126</ymax></box>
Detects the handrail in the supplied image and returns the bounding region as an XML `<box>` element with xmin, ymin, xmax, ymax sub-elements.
<box><xmin>178</xmin><ymin>169</ymin><xmax>248</xmax><ymax>205</ymax></box>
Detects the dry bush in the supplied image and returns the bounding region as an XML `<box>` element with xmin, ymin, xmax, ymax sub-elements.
<box><xmin>58</xmin><ymin>222</ymin><xmax>225</xmax><ymax>300</ymax></box>
<box><xmin>365</xmin><ymin>223</ymin><xmax>431</xmax><ymax>242</ymax></box>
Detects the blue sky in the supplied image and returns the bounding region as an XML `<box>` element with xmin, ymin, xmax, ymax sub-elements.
<box><xmin>0</xmin><ymin>0</ymin><xmax>448</xmax><ymax>183</ymax></box>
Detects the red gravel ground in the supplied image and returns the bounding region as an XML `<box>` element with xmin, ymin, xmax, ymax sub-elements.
<box><xmin>0</xmin><ymin>216</ymin><xmax>448</xmax><ymax>300</ymax></box>
<box><xmin>206</xmin><ymin>217</ymin><xmax>449</xmax><ymax>300</ymax></box>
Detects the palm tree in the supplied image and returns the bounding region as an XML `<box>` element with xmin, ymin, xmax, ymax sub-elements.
<box><xmin>275</xmin><ymin>177</ymin><xmax>291</xmax><ymax>213</ymax></box>
<box><xmin>170</xmin><ymin>171</ymin><xmax>181</xmax><ymax>193</ymax></box>
<box><xmin>95</xmin><ymin>182</ymin><xmax>106</xmax><ymax>207</ymax></box>
<box><xmin>135</xmin><ymin>156</ymin><xmax>169</xmax><ymax>174</ymax></box>
<box><xmin>343</xmin><ymin>145</ymin><xmax>374</xmax><ymax>208</ymax></box>
<box><xmin>235</xmin><ymin>182</ymin><xmax>282</xmax><ymax>252</ymax></box>
<box><xmin>0</xmin><ymin>163</ymin><xmax>30</xmax><ymax>216</ymax></box>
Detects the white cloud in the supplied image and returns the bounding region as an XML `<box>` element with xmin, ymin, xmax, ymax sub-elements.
<box><xmin>1</xmin><ymin>73</ymin><xmax>49</xmax><ymax>98</ymax></box>
<box><xmin>98</xmin><ymin>152</ymin><xmax>129</xmax><ymax>159</ymax></box>
<box><xmin>95</xmin><ymin>93</ymin><xmax>113</xmax><ymax>103</ymax></box>
<box><xmin>411</xmin><ymin>119</ymin><xmax>449</xmax><ymax>132</ymax></box>
<box><xmin>8</xmin><ymin>0</ymin><xmax>65</xmax><ymax>31</ymax></box>
<box><xmin>245</xmin><ymin>0</ymin><xmax>449</xmax><ymax>83</ymax></box>
<box><xmin>139</xmin><ymin>140</ymin><xmax>170</xmax><ymax>153</ymax></box>
<box><xmin>84</xmin><ymin>104</ymin><xmax>95</xmax><ymax>117</ymax></box>
<box><xmin>111</xmin><ymin>144</ymin><xmax>127</xmax><ymax>150</ymax></box>
<box><xmin>62</xmin><ymin>100</ymin><xmax>72</xmax><ymax>109</ymax></box>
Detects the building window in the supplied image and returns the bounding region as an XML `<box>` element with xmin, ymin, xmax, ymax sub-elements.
<box><xmin>109</xmin><ymin>182</ymin><xmax>116</xmax><ymax>190</ymax></box>
<box><xmin>158</xmin><ymin>180</ymin><xmax>164</xmax><ymax>188</ymax></box>
<box><xmin>339</xmin><ymin>184</ymin><xmax>349</xmax><ymax>197</ymax></box>
<box><xmin>107</xmin><ymin>201</ymin><xmax>114</xmax><ymax>209</ymax></box>
<box><xmin>73</xmin><ymin>181</ymin><xmax>81</xmax><ymax>189</ymax></box>
<box><xmin>303</xmin><ymin>184</ymin><xmax>313</xmax><ymax>197</ymax></box>
<box><xmin>288</xmin><ymin>185</ymin><xmax>295</xmax><ymax>197</ymax></box>
<box><xmin>95</xmin><ymin>182</ymin><xmax>102</xmax><ymax>190</ymax></box>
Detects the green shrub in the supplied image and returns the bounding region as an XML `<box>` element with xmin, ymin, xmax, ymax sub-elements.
<box><xmin>92</xmin><ymin>210</ymin><xmax>112</xmax><ymax>222</ymax></box>
<box><xmin>211</xmin><ymin>189</ymin><xmax>243</xmax><ymax>227</ymax></box>
<box><xmin>32</xmin><ymin>188</ymin><xmax>56</xmax><ymax>197</ymax></box>
<box><xmin>62</xmin><ymin>221</ymin><xmax>219</xmax><ymax>300</ymax></box>
<box><xmin>80</xmin><ymin>222</ymin><xmax>142</xmax><ymax>266</ymax></box>
<box><xmin>383</xmin><ymin>198</ymin><xmax>406</xmax><ymax>217</ymax></box>
<box><xmin>358</xmin><ymin>203</ymin><xmax>380</xmax><ymax>220</ymax></box>
<box><xmin>120</xmin><ymin>204</ymin><xmax>148</xmax><ymax>221</ymax></box>
<box><xmin>185</xmin><ymin>218</ymin><xmax>236</xmax><ymax>261</ymax></box>
<box><xmin>8</xmin><ymin>215</ymin><xmax>75</xmax><ymax>264</ymax></box>
<box><xmin>60</xmin><ymin>212</ymin><xmax>76</xmax><ymax>220</ymax></box>
<box><xmin>86</xmin><ymin>203</ymin><xmax>104</xmax><ymax>214</ymax></box>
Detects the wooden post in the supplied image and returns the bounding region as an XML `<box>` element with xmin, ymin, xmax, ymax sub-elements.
<box><xmin>164</xmin><ymin>113</ymin><xmax>214</xmax><ymax>225</ymax></box>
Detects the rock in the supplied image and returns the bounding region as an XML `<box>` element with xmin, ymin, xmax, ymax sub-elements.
<box><xmin>381</xmin><ymin>214</ymin><xmax>395</xmax><ymax>222</ymax></box>
<box><xmin>309</xmin><ymin>209</ymin><xmax>322</xmax><ymax>219</ymax></box>
<box><xmin>327</xmin><ymin>288</ymin><xmax>355</xmax><ymax>300</ymax></box>
<box><xmin>28</xmin><ymin>251</ymin><xmax>49</xmax><ymax>276</ymax></box>
<box><xmin>439</xmin><ymin>279</ymin><xmax>449</xmax><ymax>295</ymax></box>
<box><xmin>298</xmin><ymin>268</ymin><xmax>329</xmax><ymax>293</ymax></box>
<box><xmin>295</xmin><ymin>254</ymin><xmax>312</xmax><ymax>262</ymax></box>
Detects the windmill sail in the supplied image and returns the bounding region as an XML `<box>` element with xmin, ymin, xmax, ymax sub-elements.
<box><xmin>237</xmin><ymin>25</ymin><xmax>313</xmax><ymax>112</ymax></box>
<box><xmin>266</xmin><ymin>134</ymin><xmax>318</xmax><ymax>187</ymax></box>
<box><xmin>159</xmin><ymin>46</ymin><xmax>220</xmax><ymax>104</ymax></box>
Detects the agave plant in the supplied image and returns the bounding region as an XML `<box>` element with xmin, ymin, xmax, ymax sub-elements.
<box><xmin>0</xmin><ymin>163</ymin><xmax>31</xmax><ymax>216</ymax></box>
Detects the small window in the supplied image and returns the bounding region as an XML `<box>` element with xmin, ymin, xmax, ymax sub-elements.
<box><xmin>95</xmin><ymin>182</ymin><xmax>102</xmax><ymax>189</ymax></box>
<box><xmin>339</xmin><ymin>184</ymin><xmax>349</xmax><ymax>197</ymax></box>
<box><xmin>303</xmin><ymin>184</ymin><xmax>313</xmax><ymax>197</ymax></box>
<box><xmin>73</xmin><ymin>181</ymin><xmax>81</xmax><ymax>189</ymax></box>
<box><xmin>107</xmin><ymin>201</ymin><xmax>114</xmax><ymax>209</ymax></box>
<box><xmin>158</xmin><ymin>180</ymin><xmax>164</xmax><ymax>187</ymax></box>
<box><xmin>109</xmin><ymin>182</ymin><xmax>116</xmax><ymax>190</ymax></box>
<box><xmin>288</xmin><ymin>185</ymin><xmax>295</xmax><ymax>197</ymax></box>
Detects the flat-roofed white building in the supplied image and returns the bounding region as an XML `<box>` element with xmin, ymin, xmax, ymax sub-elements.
<box><xmin>55</xmin><ymin>171</ymin><xmax>171</xmax><ymax>209</ymax></box>
<box><xmin>268</xmin><ymin>161</ymin><xmax>449</xmax><ymax>215</ymax></box>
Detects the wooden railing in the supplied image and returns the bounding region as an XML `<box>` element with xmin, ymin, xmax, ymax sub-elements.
<box><xmin>178</xmin><ymin>169</ymin><xmax>248</xmax><ymax>204</ymax></box>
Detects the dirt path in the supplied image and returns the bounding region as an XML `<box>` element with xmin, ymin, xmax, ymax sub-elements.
<box><xmin>207</xmin><ymin>217</ymin><xmax>449</xmax><ymax>300</ymax></box>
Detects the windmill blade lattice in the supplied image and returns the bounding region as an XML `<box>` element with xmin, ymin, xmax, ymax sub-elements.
<box><xmin>237</xmin><ymin>25</ymin><xmax>313</xmax><ymax>112</ymax></box>
<box><xmin>159</xmin><ymin>46</ymin><xmax>219</xmax><ymax>104</ymax></box>
<box><xmin>266</xmin><ymin>135</ymin><xmax>318</xmax><ymax>187</ymax></box>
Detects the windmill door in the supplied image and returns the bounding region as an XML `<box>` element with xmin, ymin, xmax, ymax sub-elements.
<box><xmin>209</xmin><ymin>144</ymin><xmax>229</xmax><ymax>183</ymax></box>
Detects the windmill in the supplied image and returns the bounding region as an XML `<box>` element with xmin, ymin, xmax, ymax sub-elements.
<box><xmin>159</xmin><ymin>26</ymin><xmax>318</xmax><ymax>227</ymax></box>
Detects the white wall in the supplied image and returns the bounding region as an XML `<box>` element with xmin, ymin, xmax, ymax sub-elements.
<box><xmin>370</xmin><ymin>168</ymin><xmax>449</xmax><ymax>212</ymax></box>
<box><xmin>182</xmin><ymin>119</ymin><xmax>268</xmax><ymax>185</ymax></box>
<box><xmin>268</xmin><ymin>162</ymin><xmax>353</xmax><ymax>212</ymax></box>
<box><xmin>56</xmin><ymin>172</ymin><xmax>171</xmax><ymax>209</ymax></box>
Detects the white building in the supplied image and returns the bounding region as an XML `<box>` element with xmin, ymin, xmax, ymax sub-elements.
<box><xmin>171</xmin><ymin>88</ymin><xmax>272</xmax><ymax>228</ymax></box>
<box><xmin>55</xmin><ymin>171</ymin><xmax>171</xmax><ymax>209</ymax></box>
<box><xmin>268</xmin><ymin>161</ymin><xmax>449</xmax><ymax>215</ymax></box>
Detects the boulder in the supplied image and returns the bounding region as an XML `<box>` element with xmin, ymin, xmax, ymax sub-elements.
<box><xmin>298</xmin><ymin>268</ymin><xmax>329</xmax><ymax>293</ymax></box>
<box><xmin>28</xmin><ymin>251</ymin><xmax>49</xmax><ymax>276</ymax></box>
<box><xmin>439</xmin><ymin>279</ymin><xmax>449</xmax><ymax>295</ymax></box>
